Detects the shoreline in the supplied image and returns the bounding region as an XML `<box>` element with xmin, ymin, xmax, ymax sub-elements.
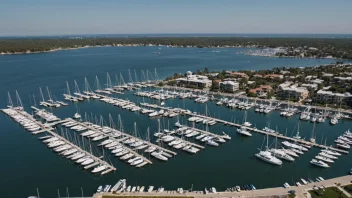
<box><xmin>159</xmin><ymin>85</ymin><xmax>352</xmax><ymax>114</ymax></box>
<box><xmin>0</xmin><ymin>45</ymin><xmax>346</xmax><ymax>60</ymax></box>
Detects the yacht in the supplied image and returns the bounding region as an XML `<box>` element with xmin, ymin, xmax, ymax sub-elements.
<box><xmin>255</xmin><ymin>150</ymin><xmax>282</xmax><ymax>165</ymax></box>
<box><xmin>321</xmin><ymin>148</ymin><xmax>341</xmax><ymax>156</ymax></box>
<box><xmin>73</xmin><ymin>113</ymin><xmax>81</xmax><ymax>119</ymax></box>
<box><xmin>196</xmin><ymin>134</ymin><xmax>206</xmax><ymax>140</ymax></box>
<box><xmin>144</xmin><ymin>146</ymin><xmax>156</xmax><ymax>153</ymax></box>
<box><xmin>206</xmin><ymin>139</ymin><xmax>219</xmax><ymax>146</ymax></box>
<box><xmin>315</xmin><ymin>155</ymin><xmax>334</xmax><ymax>163</ymax></box>
<box><xmin>269</xmin><ymin>149</ymin><xmax>295</xmax><ymax>162</ymax></box>
<box><xmin>221</xmin><ymin>132</ymin><xmax>231</xmax><ymax>140</ymax></box>
<box><xmin>330</xmin><ymin>117</ymin><xmax>338</xmax><ymax>125</ymax></box>
<box><xmin>281</xmin><ymin>148</ymin><xmax>299</xmax><ymax>158</ymax></box>
<box><xmin>282</xmin><ymin>141</ymin><xmax>308</xmax><ymax>151</ymax></box>
<box><xmin>183</xmin><ymin>145</ymin><xmax>200</xmax><ymax>154</ymax></box>
<box><xmin>237</xmin><ymin>127</ymin><xmax>252</xmax><ymax>137</ymax></box>
<box><xmin>243</xmin><ymin>122</ymin><xmax>252</xmax><ymax>127</ymax></box>
<box><xmin>92</xmin><ymin>164</ymin><xmax>107</xmax><ymax>173</ymax></box>
<box><xmin>151</xmin><ymin>151</ymin><xmax>168</xmax><ymax>161</ymax></box>
<box><xmin>318</xmin><ymin>152</ymin><xmax>338</xmax><ymax>159</ymax></box>
<box><xmin>310</xmin><ymin>159</ymin><xmax>329</xmax><ymax>168</ymax></box>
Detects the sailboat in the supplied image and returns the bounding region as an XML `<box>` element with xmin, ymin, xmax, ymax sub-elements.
<box><xmin>292</xmin><ymin>121</ymin><xmax>302</xmax><ymax>140</ymax></box>
<box><xmin>255</xmin><ymin>134</ymin><xmax>282</xmax><ymax>165</ymax></box>
<box><xmin>310</xmin><ymin>122</ymin><xmax>316</xmax><ymax>143</ymax></box>
<box><xmin>269</xmin><ymin>136</ymin><xmax>295</xmax><ymax>162</ymax></box>
<box><xmin>242</xmin><ymin>111</ymin><xmax>252</xmax><ymax>127</ymax></box>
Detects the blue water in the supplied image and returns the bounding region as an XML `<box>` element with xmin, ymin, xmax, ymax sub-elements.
<box><xmin>0</xmin><ymin>46</ymin><xmax>351</xmax><ymax>198</ymax></box>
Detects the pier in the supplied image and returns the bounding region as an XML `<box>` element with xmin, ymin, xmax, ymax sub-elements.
<box><xmin>2</xmin><ymin>107</ymin><xmax>116</xmax><ymax>175</ymax></box>
<box><xmin>61</xmin><ymin>118</ymin><xmax>154</xmax><ymax>165</ymax></box>
<box><xmin>183</xmin><ymin>111</ymin><xmax>349</xmax><ymax>154</ymax></box>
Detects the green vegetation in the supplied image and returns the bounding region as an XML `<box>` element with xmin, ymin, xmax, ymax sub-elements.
<box><xmin>1</xmin><ymin>37</ymin><xmax>352</xmax><ymax>59</ymax></box>
<box><xmin>309</xmin><ymin>187</ymin><xmax>348</xmax><ymax>198</ymax></box>
<box><xmin>343</xmin><ymin>184</ymin><xmax>352</xmax><ymax>194</ymax></box>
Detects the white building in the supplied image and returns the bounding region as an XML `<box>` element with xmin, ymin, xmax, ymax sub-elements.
<box><xmin>176</xmin><ymin>72</ymin><xmax>212</xmax><ymax>88</ymax></box>
<box><xmin>301</xmin><ymin>83</ymin><xmax>318</xmax><ymax>91</ymax></box>
<box><xmin>219</xmin><ymin>81</ymin><xmax>239</xmax><ymax>93</ymax></box>
<box><xmin>315</xmin><ymin>90</ymin><xmax>352</xmax><ymax>105</ymax></box>
<box><xmin>278</xmin><ymin>82</ymin><xmax>309</xmax><ymax>101</ymax></box>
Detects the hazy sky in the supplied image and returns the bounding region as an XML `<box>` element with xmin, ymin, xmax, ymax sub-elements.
<box><xmin>1</xmin><ymin>0</ymin><xmax>351</xmax><ymax>36</ymax></box>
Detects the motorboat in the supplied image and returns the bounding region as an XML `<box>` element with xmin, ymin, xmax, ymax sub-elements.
<box><xmin>310</xmin><ymin>159</ymin><xmax>329</xmax><ymax>168</ymax></box>
<box><xmin>269</xmin><ymin>149</ymin><xmax>295</xmax><ymax>161</ymax></box>
<box><xmin>318</xmin><ymin>152</ymin><xmax>338</xmax><ymax>159</ymax></box>
<box><xmin>315</xmin><ymin>155</ymin><xmax>334</xmax><ymax>163</ymax></box>
<box><xmin>92</xmin><ymin>164</ymin><xmax>107</xmax><ymax>173</ymax></box>
<box><xmin>255</xmin><ymin>150</ymin><xmax>282</xmax><ymax>165</ymax></box>
<box><xmin>237</xmin><ymin>127</ymin><xmax>252</xmax><ymax>137</ymax></box>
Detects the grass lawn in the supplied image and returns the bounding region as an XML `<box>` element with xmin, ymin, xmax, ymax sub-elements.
<box><xmin>309</xmin><ymin>187</ymin><xmax>348</xmax><ymax>198</ymax></box>
<box><xmin>343</xmin><ymin>184</ymin><xmax>352</xmax><ymax>195</ymax></box>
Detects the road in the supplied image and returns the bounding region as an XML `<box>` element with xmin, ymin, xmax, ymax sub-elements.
<box><xmin>94</xmin><ymin>175</ymin><xmax>352</xmax><ymax>198</ymax></box>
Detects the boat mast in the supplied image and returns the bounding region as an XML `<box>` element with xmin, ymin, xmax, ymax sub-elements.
<box><xmin>7</xmin><ymin>91</ymin><xmax>13</xmax><ymax>108</ymax></box>
<box><xmin>119</xmin><ymin>73</ymin><xmax>126</xmax><ymax>86</ymax></box>
<box><xmin>66</xmin><ymin>81</ymin><xmax>71</xmax><ymax>96</ymax></box>
<box><xmin>154</xmin><ymin>68</ymin><xmax>159</xmax><ymax>82</ymax></box>
<box><xmin>15</xmin><ymin>90</ymin><xmax>23</xmax><ymax>108</ymax></box>
<box><xmin>134</xmin><ymin>69</ymin><xmax>139</xmax><ymax>83</ymax></box>
<box><xmin>128</xmin><ymin>69</ymin><xmax>134</xmax><ymax>84</ymax></box>
<box><xmin>46</xmin><ymin>86</ymin><xmax>53</xmax><ymax>102</ymax></box>
<box><xmin>39</xmin><ymin>87</ymin><xmax>45</xmax><ymax>102</ymax></box>
<box><xmin>106</xmin><ymin>73</ymin><xmax>112</xmax><ymax>89</ymax></box>
<box><xmin>95</xmin><ymin>76</ymin><xmax>102</xmax><ymax>91</ymax></box>
<box><xmin>74</xmin><ymin>80</ymin><xmax>81</xmax><ymax>94</ymax></box>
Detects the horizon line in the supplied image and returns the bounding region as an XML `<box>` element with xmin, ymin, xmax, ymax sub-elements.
<box><xmin>1</xmin><ymin>33</ymin><xmax>352</xmax><ymax>38</ymax></box>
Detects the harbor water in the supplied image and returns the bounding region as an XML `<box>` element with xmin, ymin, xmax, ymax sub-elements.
<box><xmin>0</xmin><ymin>46</ymin><xmax>351</xmax><ymax>197</ymax></box>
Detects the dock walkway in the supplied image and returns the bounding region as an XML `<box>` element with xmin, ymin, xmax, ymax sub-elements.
<box><xmin>184</xmin><ymin>112</ymin><xmax>349</xmax><ymax>154</ymax></box>
<box><xmin>3</xmin><ymin>107</ymin><xmax>116</xmax><ymax>175</ymax></box>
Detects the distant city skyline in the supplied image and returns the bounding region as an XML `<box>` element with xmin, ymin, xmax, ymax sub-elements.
<box><xmin>1</xmin><ymin>0</ymin><xmax>351</xmax><ymax>36</ymax></box>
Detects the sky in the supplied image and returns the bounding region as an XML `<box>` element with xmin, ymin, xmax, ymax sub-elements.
<box><xmin>1</xmin><ymin>0</ymin><xmax>352</xmax><ymax>36</ymax></box>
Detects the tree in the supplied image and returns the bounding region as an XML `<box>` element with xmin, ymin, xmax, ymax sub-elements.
<box><xmin>203</xmin><ymin>67</ymin><xmax>209</xmax><ymax>74</ymax></box>
<box><xmin>167</xmin><ymin>80</ymin><xmax>177</xmax><ymax>86</ymax></box>
<box><xmin>158</xmin><ymin>81</ymin><xmax>164</xmax><ymax>87</ymax></box>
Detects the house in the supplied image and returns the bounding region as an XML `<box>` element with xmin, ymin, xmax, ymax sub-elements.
<box><xmin>219</xmin><ymin>81</ymin><xmax>239</xmax><ymax>93</ymax></box>
<box><xmin>253</xmin><ymin>74</ymin><xmax>263</xmax><ymax>78</ymax></box>
<box><xmin>225</xmin><ymin>71</ymin><xmax>249</xmax><ymax>79</ymax></box>
<box><xmin>310</xmin><ymin>79</ymin><xmax>324</xmax><ymax>84</ymax></box>
<box><xmin>249</xmin><ymin>85</ymin><xmax>273</xmax><ymax>97</ymax></box>
<box><xmin>264</xmin><ymin>74</ymin><xmax>284</xmax><ymax>79</ymax></box>
<box><xmin>300</xmin><ymin>83</ymin><xmax>318</xmax><ymax>91</ymax></box>
<box><xmin>322</xmin><ymin>73</ymin><xmax>334</xmax><ymax>77</ymax></box>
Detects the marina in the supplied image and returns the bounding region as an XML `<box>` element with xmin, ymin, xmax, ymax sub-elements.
<box><xmin>1</xmin><ymin>46</ymin><xmax>352</xmax><ymax>198</ymax></box>
<box><xmin>1</xmin><ymin>106</ymin><xmax>116</xmax><ymax>175</ymax></box>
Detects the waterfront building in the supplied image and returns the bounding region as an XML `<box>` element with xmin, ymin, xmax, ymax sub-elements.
<box><xmin>219</xmin><ymin>81</ymin><xmax>239</xmax><ymax>93</ymax></box>
<box><xmin>314</xmin><ymin>90</ymin><xmax>352</xmax><ymax>106</ymax></box>
<box><xmin>249</xmin><ymin>85</ymin><xmax>273</xmax><ymax>97</ymax></box>
<box><xmin>278</xmin><ymin>83</ymin><xmax>309</xmax><ymax>101</ymax></box>
<box><xmin>176</xmin><ymin>71</ymin><xmax>212</xmax><ymax>88</ymax></box>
